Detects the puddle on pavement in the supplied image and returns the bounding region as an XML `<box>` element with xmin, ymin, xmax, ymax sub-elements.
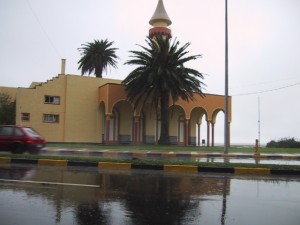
<box><xmin>1</xmin><ymin>166</ymin><xmax>300</xmax><ymax>225</ymax></box>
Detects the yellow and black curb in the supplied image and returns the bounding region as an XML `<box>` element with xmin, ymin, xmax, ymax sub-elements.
<box><xmin>1</xmin><ymin>157</ymin><xmax>300</xmax><ymax>175</ymax></box>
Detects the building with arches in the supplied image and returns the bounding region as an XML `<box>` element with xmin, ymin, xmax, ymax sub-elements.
<box><xmin>0</xmin><ymin>0</ymin><xmax>231</xmax><ymax>146</ymax></box>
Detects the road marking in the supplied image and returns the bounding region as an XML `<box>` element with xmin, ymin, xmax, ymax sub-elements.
<box><xmin>0</xmin><ymin>179</ymin><xmax>100</xmax><ymax>188</ymax></box>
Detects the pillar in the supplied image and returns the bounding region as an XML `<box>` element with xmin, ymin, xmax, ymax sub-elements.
<box><xmin>207</xmin><ymin>120</ymin><xmax>210</xmax><ymax>147</ymax></box>
<box><xmin>197</xmin><ymin>123</ymin><xmax>201</xmax><ymax>146</ymax></box>
<box><xmin>211</xmin><ymin>122</ymin><xmax>215</xmax><ymax>147</ymax></box>
<box><xmin>184</xmin><ymin>119</ymin><xmax>190</xmax><ymax>146</ymax></box>
<box><xmin>105</xmin><ymin>114</ymin><xmax>111</xmax><ymax>144</ymax></box>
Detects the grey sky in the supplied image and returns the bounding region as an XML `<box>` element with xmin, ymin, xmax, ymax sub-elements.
<box><xmin>1</xmin><ymin>0</ymin><xmax>300</xmax><ymax>145</ymax></box>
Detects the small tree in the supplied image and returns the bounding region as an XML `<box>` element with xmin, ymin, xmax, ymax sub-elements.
<box><xmin>78</xmin><ymin>39</ymin><xmax>119</xmax><ymax>78</ymax></box>
<box><xmin>0</xmin><ymin>93</ymin><xmax>16</xmax><ymax>125</ymax></box>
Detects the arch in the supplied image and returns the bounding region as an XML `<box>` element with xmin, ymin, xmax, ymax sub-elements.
<box><xmin>112</xmin><ymin>100</ymin><xmax>133</xmax><ymax>144</ymax></box>
<box><xmin>169</xmin><ymin>105</ymin><xmax>186</xmax><ymax>145</ymax></box>
<box><xmin>212</xmin><ymin>108</ymin><xmax>224</xmax><ymax>124</ymax></box>
<box><xmin>190</xmin><ymin>107</ymin><xmax>209</xmax><ymax>146</ymax></box>
<box><xmin>212</xmin><ymin>108</ymin><xmax>225</xmax><ymax>146</ymax></box>
<box><xmin>141</xmin><ymin>103</ymin><xmax>158</xmax><ymax>144</ymax></box>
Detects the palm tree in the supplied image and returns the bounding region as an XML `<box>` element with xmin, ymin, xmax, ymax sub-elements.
<box><xmin>122</xmin><ymin>35</ymin><xmax>205</xmax><ymax>145</ymax></box>
<box><xmin>78</xmin><ymin>39</ymin><xmax>118</xmax><ymax>78</ymax></box>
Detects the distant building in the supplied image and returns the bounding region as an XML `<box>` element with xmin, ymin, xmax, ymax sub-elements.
<box><xmin>0</xmin><ymin>0</ymin><xmax>231</xmax><ymax>146</ymax></box>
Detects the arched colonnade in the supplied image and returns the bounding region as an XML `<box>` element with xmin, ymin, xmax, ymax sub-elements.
<box><xmin>98</xmin><ymin>83</ymin><xmax>231</xmax><ymax>147</ymax></box>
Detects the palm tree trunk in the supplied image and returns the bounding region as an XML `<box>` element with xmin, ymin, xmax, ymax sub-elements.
<box><xmin>95</xmin><ymin>67</ymin><xmax>103</xmax><ymax>78</ymax></box>
<box><xmin>158</xmin><ymin>92</ymin><xmax>170</xmax><ymax>145</ymax></box>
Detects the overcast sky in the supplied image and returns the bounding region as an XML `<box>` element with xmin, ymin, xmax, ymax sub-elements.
<box><xmin>1</xmin><ymin>0</ymin><xmax>300</xmax><ymax>145</ymax></box>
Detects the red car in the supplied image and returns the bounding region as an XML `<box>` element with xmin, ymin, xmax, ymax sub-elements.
<box><xmin>0</xmin><ymin>125</ymin><xmax>46</xmax><ymax>154</ymax></box>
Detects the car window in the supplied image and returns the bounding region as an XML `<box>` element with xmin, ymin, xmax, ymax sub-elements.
<box><xmin>14</xmin><ymin>128</ymin><xmax>24</xmax><ymax>137</ymax></box>
<box><xmin>0</xmin><ymin>127</ymin><xmax>14</xmax><ymax>136</ymax></box>
<box><xmin>23</xmin><ymin>127</ymin><xmax>41</xmax><ymax>137</ymax></box>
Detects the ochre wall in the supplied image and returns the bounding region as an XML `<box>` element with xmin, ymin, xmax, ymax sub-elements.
<box><xmin>11</xmin><ymin>75</ymin><xmax>121</xmax><ymax>143</ymax></box>
<box><xmin>2</xmin><ymin>75</ymin><xmax>231</xmax><ymax>145</ymax></box>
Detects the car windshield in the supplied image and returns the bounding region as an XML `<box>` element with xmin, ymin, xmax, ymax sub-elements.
<box><xmin>24</xmin><ymin>128</ymin><xmax>41</xmax><ymax>137</ymax></box>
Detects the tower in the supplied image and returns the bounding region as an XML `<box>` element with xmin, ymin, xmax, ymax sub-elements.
<box><xmin>149</xmin><ymin>0</ymin><xmax>172</xmax><ymax>38</ymax></box>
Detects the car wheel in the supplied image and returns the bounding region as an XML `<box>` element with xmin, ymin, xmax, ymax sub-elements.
<box><xmin>29</xmin><ymin>148</ymin><xmax>40</xmax><ymax>155</ymax></box>
<box><xmin>10</xmin><ymin>143</ymin><xmax>25</xmax><ymax>154</ymax></box>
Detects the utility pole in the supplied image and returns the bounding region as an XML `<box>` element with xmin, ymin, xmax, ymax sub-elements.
<box><xmin>224</xmin><ymin>0</ymin><xmax>229</xmax><ymax>154</ymax></box>
<box><xmin>258</xmin><ymin>96</ymin><xmax>261</xmax><ymax>146</ymax></box>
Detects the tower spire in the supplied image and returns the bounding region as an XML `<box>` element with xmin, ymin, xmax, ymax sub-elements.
<box><xmin>149</xmin><ymin>0</ymin><xmax>172</xmax><ymax>38</ymax></box>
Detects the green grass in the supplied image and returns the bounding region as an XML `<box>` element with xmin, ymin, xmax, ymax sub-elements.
<box><xmin>46</xmin><ymin>143</ymin><xmax>300</xmax><ymax>154</ymax></box>
<box><xmin>1</xmin><ymin>153</ymin><xmax>300</xmax><ymax>170</ymax></box>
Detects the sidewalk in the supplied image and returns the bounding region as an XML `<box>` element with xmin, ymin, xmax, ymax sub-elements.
<box><xmin>41</xmin><ymin>147</ymin><xmax>300</xmax><ymax>160</ymax></box>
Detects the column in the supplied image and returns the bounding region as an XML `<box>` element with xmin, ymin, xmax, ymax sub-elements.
<box><xmin>184</xmin><ymin>119</ymin><xmax>190</xmax><ymax>146</ymax></box>
<box><xmin>207</xmin><ymin>120</ymin><xmax>210</xmax><ymax>147</ymax></box>
<box><xmin>197</xmin><ymin>123</ymin><xmax>201</xmax><ymax>146</ymax></box>
<box><xmin>105</xmin><ymin>114</ymin><xmax>111</xmax><ymax>145</ymax></box>
<box><xmin>211</xmin><ymin>122</ymin><xmax>215</xmax><ymax>147</ymax></box>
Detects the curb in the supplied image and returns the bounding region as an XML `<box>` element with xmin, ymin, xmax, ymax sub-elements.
<box><xmin>1</xmin><ymin>157</ymin><xmax>300</xmax><ymax>176</ymax></box>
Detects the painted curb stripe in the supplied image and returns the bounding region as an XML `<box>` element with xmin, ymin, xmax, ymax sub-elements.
<box><xmin>2</xmin><ymin>157</ymin><xmax>300</xmax><ymax>175</ymax></box>
<box><xmin>0</xmin><ymin>157</ymin><xmax>11</xmax><ymax>164</ymax></box>
<box><xmin>98</xmin><ymin>162</ymin><xmax>131</xmax><ymax>169</ymax></box>
<box><xmin>38</xmin><ymin>159</ymin><xmax>68</xmax><ymax>166</ymax></box>
<box><xmin>132</xmin><ymin>164</ymin><xmax>164</xmax><ymax>170</ymax></box>
<box><xmin>271</xmin><ymin>169</ymin><xmax>300</xmax><ymax>175</ymax></box>
<box><xmin>234</xmin><ymin>167</ymin><xmax>271</xmax><ymax>175</ymax></box>
<box><xmin>199</xmin><ymin>166</ymin><xmax>234</xmax><ymax>173</ymax></box>
<box><xmin>68</xmin><ymin>161</ymin><xmax>98</xmax><ymax>167</ymax></box>
<box><xmin>164</xmin><ymin>165</ymin><xmax>198</xmax><ymax>172</ymax></box>
<box><xmin>11</xmin><ymin>158</ymin><xmax>38</xmax><ymax>164</ymax></box>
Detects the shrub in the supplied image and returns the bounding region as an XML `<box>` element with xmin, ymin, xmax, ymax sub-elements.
<box><xmin>266</xmin><ymin>138</ymin><xmax>300</xmax><ymax>148</ymax></box>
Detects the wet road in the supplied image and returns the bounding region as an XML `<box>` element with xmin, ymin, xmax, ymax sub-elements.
<box><xmin>0</xmin><ymin>164</ymin><xmax>300</xmax><ymax>225</ymax></box>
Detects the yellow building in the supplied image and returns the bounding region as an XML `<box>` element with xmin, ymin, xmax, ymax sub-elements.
<box><xmin>0</xmin><ymin>0</ymin><xmax>231</xmax><ymax>146</ymax></box>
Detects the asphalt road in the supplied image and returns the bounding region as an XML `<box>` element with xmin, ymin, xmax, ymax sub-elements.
<box><xmin>1</xmin><ymin>163</ymin><xmax>300</xmax><ymax>225</ymax></box>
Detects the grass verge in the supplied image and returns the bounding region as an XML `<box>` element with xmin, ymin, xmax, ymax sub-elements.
<box><xmin>1</xmin><ymin>153</ymin><xmax>300</xmax><ymax>171</ymax></box>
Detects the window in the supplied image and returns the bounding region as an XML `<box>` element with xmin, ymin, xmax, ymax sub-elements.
<box><xmin>0</xmin><ymin>127</ymin><xmax>13</xmax><ymax>136</ymax></box>
<box><xmin>14</xmin><ymin>128</ymin><xmax>24</xmax><ymax>137</ymax></box>
<box><xmin>44</xmin><ymin>95</ymin><xmax>60</xmax><ymax>104</ymax></box>
<box><xmin>21</xmin><ymin>113</ymin><xmax>30</xmax><ymax>121</ymax></box>
<box><xmin>43</xmin><ymin>114</ymin><xmax>59</xmax><ymax>123</ymax></box>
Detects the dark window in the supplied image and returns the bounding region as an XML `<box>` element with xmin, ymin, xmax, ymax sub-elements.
<box><xmin>44</xmin><ymin>96</ymin><xmax>60</xmax><ymax>104</ymax></box>
<box><xmin>21</xmin><ymin>113</ymin><xmax>30</xmax><ymax>121</ymax></box>
<box><xmin>0</xmin><ymin>127</ymin><xmax>13</xmax><ymax>136</ymax></box>
<box><xmin>43</xmin><ymin>114</ymin><xmax>59</xmax><ymax>123</ymax></box>
<box><xmin>14</xmin><ymin>128</ymin><xmax>24</xmax><ymax>136</ymax></box>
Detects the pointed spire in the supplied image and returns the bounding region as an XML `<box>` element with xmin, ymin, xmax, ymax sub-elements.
<box><xmin>149</xmin><ymin>0</ymin><xmax>172</xmax><ymax>38</ymax></box>
<box><xmin>149</xmin><ymin>0</ymin><xmax>172</xmax><ymax>27</ymax></box>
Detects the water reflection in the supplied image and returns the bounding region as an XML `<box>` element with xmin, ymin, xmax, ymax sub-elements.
<box><xmin>196</xmin><ymin>156</ymin><xmax>300</xmax><ymax>165</ymax></box>
<box><xmin>0</xmin><ymin>165</ymin><xmax>300</xmax><ymax>225</ymax></box>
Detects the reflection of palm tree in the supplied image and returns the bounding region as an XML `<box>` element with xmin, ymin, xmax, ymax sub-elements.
<box><xmin>123</xmin><ymin>175</ymin><xmax>198</xmax><ymax>225</ymax></box>
<box><xmin>76</xmin><ymin>203</ymin><xmax>108</xmax><ymax>225</ymax></box>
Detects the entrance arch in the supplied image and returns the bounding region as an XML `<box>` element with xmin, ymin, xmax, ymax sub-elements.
<box><xmin>169</xmin><ymin>105</ymin><xmax>186</xmax><ymax>145</ymax></box>
<box><xmin>190</xmin><ymin>107</ymin><xmax>208</xmax><ymax>146</ymax></box>
<box><xmin>112</xmin><ymin>100</ymin><xmax>133</xmax><ymax>144</ymax></box>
